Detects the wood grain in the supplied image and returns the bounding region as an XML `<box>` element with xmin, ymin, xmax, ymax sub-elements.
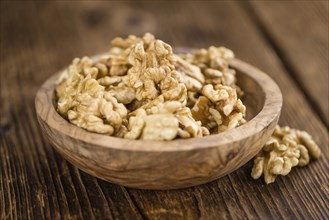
<box><xmin>35</xmin><ymin>57</ymin><xmax>281</xmax><ymax>189</ymax></box>
<box><xmin>1</xmin><ymin>1</ymin><xmax>328</xmax><ymax>219</ymax></box>
<box><xmin>247</xmin><ymin>0</ymin><xmax>329</xmax><ymax>126</ymax></box>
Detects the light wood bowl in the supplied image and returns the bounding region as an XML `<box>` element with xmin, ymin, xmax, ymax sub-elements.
<box><xmin>35</xmin><ymin>54</ymin><xmax>282</xmax><ymax>190</ymax></box>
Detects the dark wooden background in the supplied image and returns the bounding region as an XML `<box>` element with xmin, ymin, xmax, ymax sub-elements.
<box><xmin>1</xmin><ymin>1</ymin><xmax>328</xmax><ymax>219</ymax></box>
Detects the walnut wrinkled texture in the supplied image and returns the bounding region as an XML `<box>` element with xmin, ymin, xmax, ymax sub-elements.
<box><xmin>126</xmin><ymin>33</ymin><xmax>181</xmax><ymax>101</ymax></box>
<box><xmin>251</xmin><ymin>125</ymin><xmax>321</xmax><ymax>184</ymax></box>
<box><xmin>190</xmin><ymin>84</ymin><xmax>246</xmax><ymax>133</ymax></box>
<box><xmin>125</xmin><ymin>102</ymin><xmax>181</xmax><ymax>141</ymax></box>
<box><xmin>178</xmin><ymin>46</ymin><xmax>244</xmax><ymax>98</ymax></box>
<box><xmin>124</xmin><ymin>101</ymin><xmax>210</xmax><ymax>141</ymax></box>
<box><xmin>56</xmin><ymin>33</ymin><xmax>247</xmax><ymax>140</ymax></box>
<box><xmin>62</xmin><ymin>74</ymin><xmax>128</xmax><ymax>135</ymax></box>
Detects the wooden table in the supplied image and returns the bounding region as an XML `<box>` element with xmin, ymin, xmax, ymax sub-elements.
<box><xmin>1</xmin><ymin>1</ymin><xmax>328</xmax><ymax>219</ymax></box>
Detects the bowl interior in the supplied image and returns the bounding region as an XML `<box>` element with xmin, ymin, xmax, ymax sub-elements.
<box><xmin>238</xmin><ymin>71</ymin><xmax>264</xmax><ymax>121</ymax></box>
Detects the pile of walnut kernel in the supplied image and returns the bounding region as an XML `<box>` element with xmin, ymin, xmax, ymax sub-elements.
<box><xmin>56</xmin><ymin>33</ymin><xmax>246</xmax><ymax>140</ymax></box>
<box><xmin>251</xmin><ymin>125</ymin><xmax>321</xmax><ymax>184</ymax></box>
<box><xmin>55</xmin><ymin>33</ymin><xmax>321</xmax><ymax>183</ymax></box>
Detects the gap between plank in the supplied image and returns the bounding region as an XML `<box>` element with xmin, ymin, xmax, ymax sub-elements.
<box><xmin>124</xmin><ymin>188</ymin><xmax>147</xmax><ymax>220</ymax></box>
<box><xmin>241</xmin><ymin>1</ymin><xmax>329</xmax><ymax>130</ymax></box>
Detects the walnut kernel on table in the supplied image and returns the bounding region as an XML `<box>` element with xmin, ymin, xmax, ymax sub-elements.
<box><xmin>251</xmin><ymin>125</ymin><xmax>321</xmax><ymax>184</ymax></box>
<box><xmin>55</xmin><ymin>33</ymin><xmax>246</xmax><ymax>140</ymax></box>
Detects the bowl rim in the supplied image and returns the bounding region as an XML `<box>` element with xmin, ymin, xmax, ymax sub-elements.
<box><xmin>35</xmin><ymin>54</ymin><xmax>282</xmax><ymax>152</ymax></box>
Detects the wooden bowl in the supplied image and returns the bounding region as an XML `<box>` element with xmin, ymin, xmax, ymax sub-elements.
<box><xmin>35</xmin><ymin>55</ymin><xmax>282</xmax><ymax>190</ymax></box>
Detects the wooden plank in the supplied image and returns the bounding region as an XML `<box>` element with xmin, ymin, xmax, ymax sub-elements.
<box><xmin>0</xmin><ymin>2</ymin><xmax>143</xmax><ymax>220</ymax></box>
<box><xmin>247</xmin><ymin>0</ymin><xmax>329</xmax><ymax>125</ymax></box>
<box><xmin>0</xmin><ymin>1</ymin><xmax>328</xmax><ymax>219</ymax></box>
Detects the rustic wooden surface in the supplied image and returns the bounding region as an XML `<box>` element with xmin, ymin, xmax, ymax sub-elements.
<box><xmin>248</xmin><ymin>0</ymin><xmax>329</xmax><ymax>126</ymax></box>
<box><xmin>1</xmin><ymin>1</ymin><xmax>328</xmax><ymax>219</ymax></box>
